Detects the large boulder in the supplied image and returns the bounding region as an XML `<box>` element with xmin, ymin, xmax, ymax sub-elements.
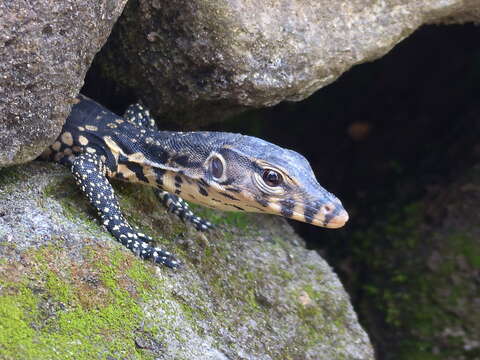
<box><xmin>2</xmin><ymin>1</ymin><xmax>479</xmax><ymax>165</ymax></box>
<box><xmin>0</xmin><ymin>163</ymin><xmax>374</xmax><ymax>359</ymax></box>
<box><xmin>93</xmin><ymin>0</ymin><xmax>480</xmax><ymax>125</ymax></box>
<box><xmin>0</xmin><ymin>0</ymin><xmax>127</xmax><ymax>167</ymax></box>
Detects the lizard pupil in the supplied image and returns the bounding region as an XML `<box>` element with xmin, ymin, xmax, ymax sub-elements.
<box><xmin>263</xmin><ymin>169</ymin><xmax>282</xmax><ymax>187</ymax></box>
<box><xmin>211</xmin><ymin>157</ymin><xmax>224</xmax><ymax>179</ymax></box>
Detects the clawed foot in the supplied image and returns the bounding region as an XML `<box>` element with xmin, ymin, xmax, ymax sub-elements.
<box><xmin>156</xmin><ymin>190</ymin><xmax>215</xmax><ymax>231</ymax></box>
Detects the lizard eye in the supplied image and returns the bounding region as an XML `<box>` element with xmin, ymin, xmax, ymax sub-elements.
<box><xmin>262</xmin><ymin>169</ymin><xmax>283</xmax><ymax>187</ymax></box>
<box><xmin>210</xmin><ymin>156</ymin><xmax>224</xmax><ymax>179</ymax></box>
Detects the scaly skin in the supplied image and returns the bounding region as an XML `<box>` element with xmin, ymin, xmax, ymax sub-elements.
<box><xmin>41</xmin><ymin>95</ymin><xmax>348</xmax><ymax>268</ymax></box>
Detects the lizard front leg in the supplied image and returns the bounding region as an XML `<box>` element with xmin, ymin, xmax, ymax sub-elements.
<box><xmin>71</xmin><ymin>152</ymin><xmax>180</xmax><ymax>268</ymax></box>
<box><xmin>155</xmin><ymin>190</ymin><xmax>213</xmax><ymax>231</ymax></box>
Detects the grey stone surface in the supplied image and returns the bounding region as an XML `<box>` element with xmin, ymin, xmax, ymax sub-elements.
<box><xmin>95</xmin><ymin>0</ymin><xmax>480</xmax><ymax>125</ymax></box>
<box><xmin>0</xmin><ymin>162</ymin><xmax>374</xmax><ymax>359</ymax></box>
<box><xmin>0</xmin><ymin>0</ymin><xmax>127</xmax><ymax>167</ymax></box>
<box><xmin>1</xmin><ymin>1</ymin><xmax>478</xmax><ymax>166</ymax></box>
<box><xmin>435</xmin><ymin>0</ymin><xmax>480</xmax><ymax>24</ymax></box>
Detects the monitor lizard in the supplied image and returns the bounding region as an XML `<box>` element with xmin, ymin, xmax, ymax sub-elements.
<box><xmin>41</xmin><ymin>95</ymin><xmax>349</xmax><ymax>268</ymax></box>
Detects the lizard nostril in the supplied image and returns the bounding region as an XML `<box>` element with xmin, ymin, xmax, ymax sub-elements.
<box><xmin>321</xmin><ymin>204</ymin><xmax>334</xmax><ymax>215</ymax></box>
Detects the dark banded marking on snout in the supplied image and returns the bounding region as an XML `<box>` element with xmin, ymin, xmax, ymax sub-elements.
<box><xmin>324</xmin><ymin>204</ymin><xmax>348</xmax><ymax>228</ymax></box>
<box><xmin>280</xmin><ymin>199</ymin><xmax>294</xmax><ymax>218</ymax></box>
<box><xmin>324</xmin><ymin>210</ymin><xmax>336</xmax><ymax>225</ymax></box>
<box><xmin>303</xmin><ymin>206</ymin><xmax>316</xmax><ymax>224</ymax></box>
<box><xmin>303</xmin><ymin>202</ymin><xmax>345</xmax><ymax>227</ymax></box>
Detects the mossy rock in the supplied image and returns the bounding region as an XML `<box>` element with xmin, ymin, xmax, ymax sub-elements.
<box><xmin>0</xmin><ymin>163</ymin><xmax>373</xmax><ymax>360</ymax></box>
<box><xmin>353</xmin><ymin>166</ymin><xmax>480</xmax><ymax>360</ymax></box>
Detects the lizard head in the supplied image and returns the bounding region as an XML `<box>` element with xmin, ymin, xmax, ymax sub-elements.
<box><xmin>172</xmin><ymin>133</ymin><xmax>349</xmax><ymax>229</ymax></box>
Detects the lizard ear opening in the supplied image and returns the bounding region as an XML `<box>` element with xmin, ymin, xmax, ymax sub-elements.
<box><xmin>206</xmin><ymin>152</ymin><xmax>227</xmax><ymax>182</ymax></box>
<box><xmin>211</xmin><ymin>156</ymin><xmax>224</xmax><ymax>179</ymax></box>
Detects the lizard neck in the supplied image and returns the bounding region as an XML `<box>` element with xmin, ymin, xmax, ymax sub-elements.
<box><xmin>106</xmin><ymin>127</ymin><xmax>239</xmax><ymax>192</ymax></box>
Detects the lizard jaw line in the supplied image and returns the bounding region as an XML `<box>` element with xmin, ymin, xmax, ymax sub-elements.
<box><xmin>289</xmin><ymin>208</ymin><xmax>349</xmax><ymax>228</ymax></box>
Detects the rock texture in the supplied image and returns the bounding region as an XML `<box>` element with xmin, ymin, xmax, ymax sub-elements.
<box><xmin>0</xmin><ymin>0</ymin><xmax>127</xmax><ymax>167</ymax></box>
<box><xmin>2</xmin><ymin>1</ymin><xmax>479</xmax><ymax>165</ymax></box>
<box><xmin>437</xmin><ymin>0</ymin><xmax>480</xmax><ymax>24</ymax></box>
<box><xmin>93</xmin><ymin>0</ymin><xmax>480</xmax><ymax>125</ymax></box>
<box><xmin>353</xmin><ymin>165</ymin><xmax>480</xmax><ymax>360</ymax></box>
<box><xmin>0</xmin><ymin>163</ymin><xmax>374</xmax><ymax>360</ymax></box>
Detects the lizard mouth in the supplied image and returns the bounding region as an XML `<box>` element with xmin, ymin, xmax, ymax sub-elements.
<box><xmin>288</xmin><ymin>203</ymin><xmax>349</xmax><ymax>228</ymax></box>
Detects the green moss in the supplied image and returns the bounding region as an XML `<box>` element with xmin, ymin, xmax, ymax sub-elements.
<box><xmin>188</xmin><ymin>203</ymin><xmax>254</xmax><ymax>231</ymax></box>
<box><xmin>44</xmin><ymin>269</ymin><xmax>75</xmax><ymax>305</ymax></box>
<box><xmin>292</xmin><ymin>283</ymin><xmax>352</xmax><ymax>348</ymax></box>
<box><xmin>269</xmin><ymin>265</ymin><xmax>294</xmax><ymax>282</ymax></box>
<box><xmin>0</xmin><ymin>244</ymin><xmax>167</xmax><ymax>360</ymax></box>
<box><xmin>351</xmin><ymin>199</ymin><xmax>480</xmax><ymax>360</ymax></box>
<box><xmin>0</xmin><ymin>165</ymin><xmax>24</xmax><ymax>187</ymax></box>
<box><xmin>0</xmin><ymin>287</ymin><xmax>42</xmax><ymax>359</ymax></box>
<box><xmin>448</xmin><ymin>232</ymin><xmax>480</xmax><ymax>269</ymax></box>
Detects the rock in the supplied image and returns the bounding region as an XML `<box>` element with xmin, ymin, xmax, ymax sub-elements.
<box><xmin>436</xmin><ymin>0</ymin><xmax>480</xmax><ymax>24</ymax></box>
<box><xmin>352</xmin><ymin>165</ymin><xmax>480</xmax><ymax>360</ymax></box>
<box><xmin>0</xmin><ymin>0</ymin><xmax>127</xmax><ymax>167</ymax></box>
<box><xmin>0</xmin><ymin>162</ymin><xmax>374</xmax><ymax>359</ymax></box>
<box><xmin>93</xmin><ymin>0</ymin><xmax>480</xmax><ymax>125</ymax></box>
<box><xmin>2</xmin><ymin>1</ymin><xmax>478</xmax><ymax>164</ymax></box>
